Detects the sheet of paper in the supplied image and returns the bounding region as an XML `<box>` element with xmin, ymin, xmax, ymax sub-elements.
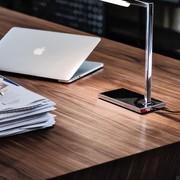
<box><xmin>0</xmin><ymin>80</ymin><xmax>50</xmax><ymax>111</ymax></box>
<box><xmin>0</xmin><ymin>102</ymin><xmax>55</xmax><ymax>120</ymax></box>
<box><xmin>0</xmin><ymin>117</ymin><xmax>55</xmax><ymax>137</ymax></box>
<box><xmin>0</xmin><ymin>107</ymin><xmax>55</xmax><ymax>123</ymax></box>
<box><xmin>0</xmin><ymin>113</ymin><xmax>53</xmax><ymax>131</ymax></box>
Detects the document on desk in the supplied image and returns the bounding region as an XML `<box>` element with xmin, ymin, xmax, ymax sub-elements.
<box><xmin>0</xmin><ymin>76</ymin><xmax>56</xmax><ymax>137</ymax></box>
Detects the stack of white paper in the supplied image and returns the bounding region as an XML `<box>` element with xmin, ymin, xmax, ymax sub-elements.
<box><xmin>0</xmin><ymin>77</ymin><xmax>56</xmax><ymax>137</ymax></box>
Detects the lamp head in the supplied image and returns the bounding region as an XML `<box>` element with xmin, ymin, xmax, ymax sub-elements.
<box><xmin>100</xmin><ymin>0</ymin><xmax>152</xmax><ymax>8</ymax></box>
<box><xmin>100</xmin><ymin>0</ymin><xmax>131</xmax><ymax>7</ymax></box>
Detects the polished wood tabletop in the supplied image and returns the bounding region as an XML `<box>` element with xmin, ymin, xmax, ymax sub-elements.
<box><xmin>0</xmin><ymin>7</ymin><xmax>179</xmax><ymax>180</ymax></box>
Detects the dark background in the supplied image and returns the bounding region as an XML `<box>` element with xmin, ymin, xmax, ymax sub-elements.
<box><xmin>0</xmin><ymin>0</ymin><xmax>180</xmax><ymax>60</ymax></box>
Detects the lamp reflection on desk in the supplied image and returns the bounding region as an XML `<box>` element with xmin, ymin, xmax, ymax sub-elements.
<box><xmin>99</xmin><ymin>0</ymin><xmax>165</xmax><ymax>114</ymax></box>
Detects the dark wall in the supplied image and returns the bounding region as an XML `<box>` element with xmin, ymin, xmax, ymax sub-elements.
<box><xmin>0</xmin><ymin>0</ymin><xmax>180</xmax><ymax>60</ymax></box>
<box><xmin>105</xmin><ymin>1</ymin><xmax>180</xmax><ymax>60</ymax></box>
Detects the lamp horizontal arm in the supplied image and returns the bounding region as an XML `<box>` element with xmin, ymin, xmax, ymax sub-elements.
<box><xmin>131</xmin><ymin>0</ymin><xmax>154</xmax><ymax>7</ymax></box>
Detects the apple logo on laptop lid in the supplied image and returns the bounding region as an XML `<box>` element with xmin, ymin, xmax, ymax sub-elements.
<box><xmin>33</xmin><ymin>47</ymin><xmax>46</xmax><ymax>56</ymax></box>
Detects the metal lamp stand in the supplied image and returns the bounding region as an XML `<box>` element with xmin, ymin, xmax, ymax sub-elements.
<box><xmin>99</xmin><ymin>1</ymin><xmax>165</xmax><ymax>114</ymax></box>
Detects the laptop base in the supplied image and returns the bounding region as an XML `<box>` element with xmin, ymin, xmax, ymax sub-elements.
<box><xmin>59</xmin><ymin>61</ymin><xmax>104</xmax><ymax>83</ymax></box>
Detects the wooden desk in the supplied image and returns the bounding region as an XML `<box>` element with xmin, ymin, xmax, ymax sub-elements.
<box><xmin>0</xmin><ymin>7</ymin><xmax>179</xmax><ymax>180</ymax></box>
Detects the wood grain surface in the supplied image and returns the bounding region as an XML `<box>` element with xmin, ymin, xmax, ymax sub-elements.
<box><xmin>54</xmin><ymin>142</ymin><xmax>180</xmax><ymax>180</ymax></box>
<box><xmin>0</xmin><ymin>7</ymin><xmax>179</xmax><ymax>180</ymax></box>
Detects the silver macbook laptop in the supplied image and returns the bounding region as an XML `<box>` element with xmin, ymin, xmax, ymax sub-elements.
<box><xmin>0</xmin><ymin>27</ymin><xmax>104</xmax><ymax>83</ymax></box>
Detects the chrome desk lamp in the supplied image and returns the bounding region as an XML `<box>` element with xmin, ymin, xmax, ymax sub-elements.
<box><xmin>99</xmin><ymin>0</ymin><xmax>165</xmax><ymax>114</ymax></box>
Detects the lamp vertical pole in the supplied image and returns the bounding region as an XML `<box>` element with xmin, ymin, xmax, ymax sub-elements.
<box><xmin>144</xmin><ymin>2</ymin><xmax>154</xmax><ymax>107</ymax></box>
